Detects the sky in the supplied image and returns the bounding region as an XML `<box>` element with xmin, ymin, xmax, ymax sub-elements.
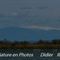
<box><xmin>0</xmin><ymin>0</ymin><xmax>60</xmax><ymax>30</ymax></box>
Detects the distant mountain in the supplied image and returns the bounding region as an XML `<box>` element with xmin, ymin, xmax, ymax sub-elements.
<box><xmin>0</xmin><ymin>27</ymin><xmax>60</xmax><ymax>41</ymax></box>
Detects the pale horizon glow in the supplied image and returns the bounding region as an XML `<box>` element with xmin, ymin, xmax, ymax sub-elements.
<box><xmin>19</xmin><ymin>25</ymin><xmax>60</xmax><ymax>30</ymax></box>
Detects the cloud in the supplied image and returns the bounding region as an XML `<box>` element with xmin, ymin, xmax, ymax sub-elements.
<box><xmin>0</xmin><ymin>0</ymin><xmax>60</xmax><ymax>29</ymax></box>
<box><xmin>37</xmin><ymin>6</ymin><xmax>48</xmax><ymax>10</ymax></box>
<box><xmin>0</xmin><ymin>15</ymin><xmax>60</xmax><ymax>29</ymax></box>
<box><xmin>19</xmin><ymin>25</ymin><xmax>60</xmax><ymax>30</ymax></box>
<box><xmin>0</xmin><ymin>0</ymin><xmax>48</xmax><ymax>17</ymax></box>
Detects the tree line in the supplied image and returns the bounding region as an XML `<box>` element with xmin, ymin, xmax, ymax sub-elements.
<box><xmin>0</xmin><ymin>38</ymin><xmax>60</xmax><ymax>45</ymax></box>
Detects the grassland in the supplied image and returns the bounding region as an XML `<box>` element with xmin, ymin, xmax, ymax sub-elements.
<box><xmin>0</xmin><ymin>39</ymin><xmax>60</xmax><ymax>49</ymax></box>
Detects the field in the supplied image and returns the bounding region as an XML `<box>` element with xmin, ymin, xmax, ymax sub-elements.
<box><xmin>0</xmin><ymin>44</ymin><xmax>60</xmax><ymax>49</ymax></box>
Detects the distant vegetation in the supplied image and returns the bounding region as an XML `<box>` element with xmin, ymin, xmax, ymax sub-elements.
<box><xmin>0</xmin><ymin>38</ymin><xmax>60</xmax><ymax>48</ymax></box>
<box><xmin>0</xmin><ymin>38</ymin><xmax>60</xmax><ymax>45</ymax></box>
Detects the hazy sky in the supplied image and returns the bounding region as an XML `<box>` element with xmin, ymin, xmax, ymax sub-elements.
<box><xmin>0</xmin><ymin>0</ymin><xmax>60</xmax><ymax>30</ymax></box>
